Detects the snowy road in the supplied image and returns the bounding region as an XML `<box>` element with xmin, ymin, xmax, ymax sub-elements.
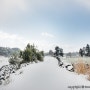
<box><xmin>0</xmin><ymin>56</ymin><xmax>90</xmax><ymax>90</ymax></box>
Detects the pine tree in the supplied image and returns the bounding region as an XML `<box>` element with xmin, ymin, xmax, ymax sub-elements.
<box><xmin>20</xmin><ymin>43</ymin><xmax>44</xmax><ymax>63</ymax></box>
<box><xmin>86</xmin><ymin>44</ymin><xmax>90</xmax><ymax>56</ymax></box>
<box><xmin>79</xmin><ymin>48</ymin><xmax>83</xmax><ymax>57</ymax></box>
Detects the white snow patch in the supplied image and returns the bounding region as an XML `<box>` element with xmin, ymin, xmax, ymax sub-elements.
<box><xmin>0</xmin><ymin>56</ymin><xmax>9</xmax><ymax>67</ymax></box>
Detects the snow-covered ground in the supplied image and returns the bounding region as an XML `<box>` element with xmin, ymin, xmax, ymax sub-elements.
<box><xmin>0</xmin><ymin>56</ymin><xmax>9</xmax><ymax>67</ymax></box>
<box><xmin>0</xmin><ymin>56</ymin><xmax>90</xmax><ymax>90</ymax></box>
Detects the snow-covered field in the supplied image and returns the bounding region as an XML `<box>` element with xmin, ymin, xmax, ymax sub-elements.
<box><xmin>62</xmin><ymin>57</ymin><xmax>90</xmax><ymax>64</ymax></box>
<box><xmin>0</xmin><ymin>56</ymin><xmax>90</xmax><ymax>90</ymax></box>
<box><xmin>0</xmin><ymin>56</ymin><xmax>9</xmax><ymax>67</ymax></box>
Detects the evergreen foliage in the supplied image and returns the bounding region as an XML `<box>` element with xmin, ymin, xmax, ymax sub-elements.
<box><xmin>20</xmin><ymin>43</ymin><xmax>44</xmax><ymax>63</ymax></box>
<box><xmin>54</xmin><ymin>46</ymin><xmax>64</xmax><ymax>57</ymax></box>
<box><xmin>79</xmin><ymin>44</ymin><xmax>90</xmax><ymax>57</ymax></box>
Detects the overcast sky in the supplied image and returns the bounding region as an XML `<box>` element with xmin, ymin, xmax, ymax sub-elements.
<box><xmin>0</xmin><ymin>0</ymin><xmax>90</xmax><ymax>52</ymax></box>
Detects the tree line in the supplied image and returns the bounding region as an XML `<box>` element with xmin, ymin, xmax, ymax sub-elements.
<box><xmin>79</xmin><ymin>44</ymin><xmax>90</xmax><ymax>57</ymax></box>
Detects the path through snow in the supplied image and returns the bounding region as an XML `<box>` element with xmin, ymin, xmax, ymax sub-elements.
<box><xmin>0</xmin><ymin>56</ymin><xmax>90</xmax><ymax>90</ymax></box>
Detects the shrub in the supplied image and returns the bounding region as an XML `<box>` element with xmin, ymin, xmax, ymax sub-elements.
<box><xmin>9</xmin><ymin>53</ymin><xmax>23</xmax><ymax>69</ymax></box>
<box><xmin>40</xmin><ymin>51</ymin><xmax>44</xmax><ymax>56</ymax></box>
<box><xmin>74</xmin><ymin>59</ymin><xmax>90</xmax><ymax>75</ymax></box>
<box><xmin>22</xmin><ymin>49</ymin><xmax>32</xmax><ymax>62</ymax></box>
<box><xmin>20</xmin><ymin>43</ymin><xmax>44</xmax><ymax>63</ymax></box>
<box><xmin>72</xmin><ymin>58</ymin><xmax>90</xmax><ymax>81</ymax></box>
<box><xmin>36</xmin><ymin>52</ymin><xmax>43</xmax><ymax>62</ymax></box>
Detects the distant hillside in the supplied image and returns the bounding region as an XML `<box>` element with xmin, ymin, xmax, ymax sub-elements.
<box><xmin>0</xmin><ymin>47</ymin><xmax>20</xmax><ymax>57</ymax></box>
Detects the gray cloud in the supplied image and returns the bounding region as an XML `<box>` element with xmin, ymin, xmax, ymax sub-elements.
<box><xmin>0</xmin><ymin>0</ymin><xmax>90</xmax><ymax>24</ymax></box>
<box><xmin>0</xmin><ymin>0</ymin><xmax>28</xmax><ymax>22</ymax></box>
